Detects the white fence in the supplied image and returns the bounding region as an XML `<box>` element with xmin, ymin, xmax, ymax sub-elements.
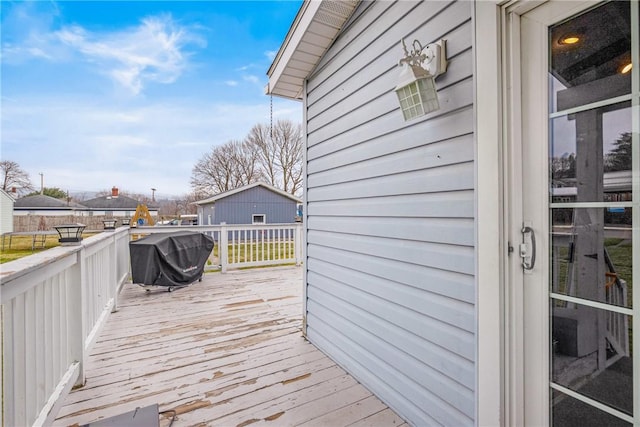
<box><xmin>1</xmin><ymin>223</ymin><xmax>302</xmax><ymax>426</ymax></box>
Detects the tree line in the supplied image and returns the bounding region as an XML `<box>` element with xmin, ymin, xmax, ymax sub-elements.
<box><xmin>190</xmin><ymin>119</ymin><xmax>303</xmax><ymax>197</ymax></box>
<box><xmin>1</xmin><ymin>119</ymin><xmax>303</xmax><ymax>216</ymax></box>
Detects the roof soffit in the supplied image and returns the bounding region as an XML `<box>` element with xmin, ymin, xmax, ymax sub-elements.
<box><xmin>266</xmin><ymin>0</ymin><xmax>359</xmax><ymax>100</ymax></box>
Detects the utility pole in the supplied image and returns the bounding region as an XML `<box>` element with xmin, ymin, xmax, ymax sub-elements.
<box><xmin>151</xmin><ymin>188</ymin><xmax>156</xmax><ymax>202</ymax></box>
<box><xmin>39</xmin><ymin>172</ymin><xmax>44</xmax><ymax>195</ymax></box>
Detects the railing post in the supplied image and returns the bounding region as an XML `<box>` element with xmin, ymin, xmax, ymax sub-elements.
<box><xmin>69</xmin><ymin>249</ymin><xmax>87</xmax><ymax>386</ymax></box>
<box><xmin>295</xmin><ymin>223</ymin><xmax>303</xmax><ymax>266</ymax></box>
<box><xmin>110</xmin><ymin>233</ymin><xmax>118</xmax><ymax>313</ymax></box>
<box><xmin>220</xmin><ymin>223</ymin><xmax>228</xmax><ymax>273</ymax></box>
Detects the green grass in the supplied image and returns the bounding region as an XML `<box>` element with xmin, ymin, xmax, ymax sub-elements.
<box><xmin>0</xmin><ymin>233</ymin><xmax>99</xmax><ymax>264</ymax></box>
<box><xmin>223</xmin><ymin>241</ymin><xmax>296</xmax><ymax>263</ymax></box>
<box><xmin>553</xmin><ymin>239</ymin><xmax>632</xmax><ymax>301</ymax></box>
<box><xmin>605</xmin><ymin>239</ymin><xmax>633</xmax><ymax>304</ymax></box>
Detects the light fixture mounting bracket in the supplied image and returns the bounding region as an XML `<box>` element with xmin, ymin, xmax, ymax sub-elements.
<box><xmin>399</xmin><ymin>38</ymin><xmax>447</xmax><ymax>78</ymax></box>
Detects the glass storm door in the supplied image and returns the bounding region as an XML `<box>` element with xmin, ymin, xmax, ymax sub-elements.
<box><xmin>520</xmin><ymin>1</ymin><xmax>639</xmax><ymax>425</ymax></box>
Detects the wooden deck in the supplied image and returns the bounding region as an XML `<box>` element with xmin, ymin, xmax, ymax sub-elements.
<box><xmin>53</xmin><ymin>266</ymin><xmax>407</xmax><ymax>427</ymax></box>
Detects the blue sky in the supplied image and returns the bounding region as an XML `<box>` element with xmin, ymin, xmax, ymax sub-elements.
<box><xmin>1</xmin><ymin>0</ymin><xmax>303</xmax><ymax>198</ymax></box>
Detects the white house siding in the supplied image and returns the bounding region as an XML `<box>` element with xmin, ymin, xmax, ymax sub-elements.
<box><xmin>0</xmin><ymin>190</ymin><xmax>14</xmax><ymax>234</ymax></box>
<box><xmin>304</xmin><ymin>1</ymin><xmax>475</xmax><ymax>426</ymax></box>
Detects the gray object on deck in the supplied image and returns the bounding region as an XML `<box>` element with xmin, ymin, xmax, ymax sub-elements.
<box><xmin>129</xmin><ymin>231</ymin><xmax>214</xmax><ymax>288</ymax></box>
<box><xmin>81</xmin><ymin>404</ymin><xmax>160</xmax><ymax>427</ymax></box>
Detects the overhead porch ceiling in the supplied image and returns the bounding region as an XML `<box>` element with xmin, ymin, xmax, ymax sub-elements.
<box><xmin>266</xmin><ymin>0</ymin><xmax>358</xmax><ymax>100</ymax></box>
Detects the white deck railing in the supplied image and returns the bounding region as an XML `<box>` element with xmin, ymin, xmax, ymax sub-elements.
<box><xmin>1</xmin><ymin>227</ymin><xmax>130</xmax><ymax>427</ymax></box>
<box><xmin>133</xmin><ymin>223</ymin><xmax>303</xmax><ymax>273</ymax></box>
<box><xmin>1</xmin><ymin>223</ymin><xmax>303</xmax><ymax>426</ymax></box>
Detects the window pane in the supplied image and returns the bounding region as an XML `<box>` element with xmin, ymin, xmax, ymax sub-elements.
<box><xmin>549</xmin><ymin>1</ymin><xmax>631</xmax><ymax>114</ymax></box>
<box><xmin>551</xmin><ymin>208</ymin><xmax>632</xmax><ymax>308</ymax></box>
<box><xmin>551</xmin><ymin>301</ymin><xmax>632</xmax><ymax>416</ymax></box>
<box><xmin>550</xmin><ymin>103</ymin><xmax>632</xmax><ymax>203</ymax></box>
<box><xmin>552</xmin><ymin>389</ymin><xmax>632</xmax><ymax>427</ymax></box>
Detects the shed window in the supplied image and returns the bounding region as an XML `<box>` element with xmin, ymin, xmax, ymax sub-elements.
<box><xmin>252</xmin><ymin>214</ymin><xmax>266</xmax><ymax>224</ymax></box>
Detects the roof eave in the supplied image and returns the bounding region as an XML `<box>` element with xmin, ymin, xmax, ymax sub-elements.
<box><xmin>195</xmin><ymin>182</ymin><xmax>302</xmax><ymax>205</ymax></box>
<box><xmin>266</xmin><ymin>0</ymin><xmax>359</xmax><ymax>100</ymax></box>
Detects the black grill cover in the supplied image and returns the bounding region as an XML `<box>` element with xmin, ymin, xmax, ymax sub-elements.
<box><xmin>130</xmin><ymin>231</ymin><xmax>214</xmax><ymax>287</ymax></box>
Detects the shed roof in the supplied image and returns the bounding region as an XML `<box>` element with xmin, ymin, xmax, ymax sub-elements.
<box><xmin>14</xmin><ymin>194</ymin><xmax>84</xmax><ymax>209</ymax></box>
<box><xmin>194</xmin><ymin>182</ymin><xmax>302</xmax><ymax>205</ymax></box>
<box><xmin>266</xmin><ymin>0</ymin><xmax>358</xmax><ymax>99</ymax></box>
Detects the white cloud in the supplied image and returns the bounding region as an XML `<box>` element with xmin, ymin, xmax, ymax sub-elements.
<box><xmin>0</xmin><ymin>2</ymin><xmax>66</xmax><ymax>64</ymax></box>
<box><xmin>265</xmin><ymin>50</ymin><xmax>277</xmax><ymax>61</ymax></box>
<box><xmin>243</xmin><ymin>75</ymin><xmax>260</xmax><ymax>84</ymax></box>
<box><xmin>225</xmin><ymin>80</ymin><xmax>239</xmax><ymax>87</ymax></box>
<box><xmin>54</xmin><ymin>16</ymin><xmax>205</xmax><ymax>95</ymax></box>
<box><xmin>1</xmin><ymin>95</ymin><xmax>302</xmax><ymax>196</ymax></box>
<box><xmin>2</xmin><ymin>7</ymin><xmax>205</xmax><ymax>95</ymax></box>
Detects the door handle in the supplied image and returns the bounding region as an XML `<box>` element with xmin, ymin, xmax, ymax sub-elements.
<box><xmin>520</xmin><ymin>226</ymin><xmax>536</xmax><ymax>270</ymax></box>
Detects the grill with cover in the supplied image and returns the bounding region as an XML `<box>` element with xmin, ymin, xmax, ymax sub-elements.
<box><xmin>129</xmin><ymin>231</ymin><xmax>214</xmax><ymax>290</ymax></box>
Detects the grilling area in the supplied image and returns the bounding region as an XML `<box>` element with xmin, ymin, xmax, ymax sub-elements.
<box><xmin>2</xmin><ymin>225</ymin><xmax>406</xmax><ymax>426</ymax></box>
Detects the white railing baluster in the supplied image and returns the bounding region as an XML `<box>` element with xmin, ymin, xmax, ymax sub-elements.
<box><xmin>259</xmin><ymin>229</ymin><xmax>263</xmax><ymax>261</ymax></box>
<box><xmin>220</xmin><ymin>223</ymin><xmax>228</xmax><ymax>273</ymax></box>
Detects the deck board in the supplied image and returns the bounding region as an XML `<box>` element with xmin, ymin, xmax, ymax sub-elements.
<box><xmin>53</xmin><ymin>267</ymin><xmax>406</xmax><ymax>427</ymax></box>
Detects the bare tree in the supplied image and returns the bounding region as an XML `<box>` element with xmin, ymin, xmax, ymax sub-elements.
<box><xmin>190</xmin><ymin>139</ymin><xmax>261</xmax><ymax>195</ymax></box>
<box><xmin>247</xmin><ymin>123</ymin><xmax>278</xmax><ymax>186</ymax></box>
<box><xmin>273</xmin><ymin>119</ymin><xmax>303</xmax><ymax>195</ymax></box>
<box><xmin>247</xmin><ymin>119</ymin><xmax>303</xmax><ymax>195</ymax></box>
<box><xmin>1</xmin><ymin>160</ymin><xmax>35</xmax><ymax>195</ymax></box>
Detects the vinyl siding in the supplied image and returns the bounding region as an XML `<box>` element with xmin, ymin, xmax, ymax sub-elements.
<box><xmin>209</xmin><ymin>186</ymin><xmax>298</xmax><ymax>224</ymax></box>
<box><xmin>0</xmin><ymin>191</ymin><xmax>14</xmax><ymax>234</ymax></box>
<box><xmin>303</xmin><ymin>1</ymin><xmax>475</xmax><ymax>425</ymax></box>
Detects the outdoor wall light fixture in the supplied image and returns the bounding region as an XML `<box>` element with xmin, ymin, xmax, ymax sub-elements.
<box><xmin>102</xmin><ymin>219</ymin><xmax>117</xmax><ymax>231</ymax></box>
<box><xmin>395</xmin><ymin>38</ymin><xmax>447</xmax><ymax>121</ymax></box>
<box><xmin>54</xmin><ymin>223</ymin><xmax>86</xmax><ymax>245</ymax></box>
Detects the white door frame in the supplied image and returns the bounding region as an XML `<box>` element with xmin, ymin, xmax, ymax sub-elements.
<box><xmin>475</xmin><ymin>2</ymin><xmax>545</xmax><ymax>425</ymax></box>
<box><xmin>476</xmin><ymin>1</ymin><xmax>639</xmax><ymax>426</ymax></box>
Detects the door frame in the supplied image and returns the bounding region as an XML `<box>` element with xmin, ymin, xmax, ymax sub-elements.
<box><xmin>475</xmin><ymin>0</ymin><xmax>639</xmax><ymax>426</ymax></box>
<box><xmin>518</xmin><ymin>2</ymin><xmax>602</xmax><ymax>426</ymax></box>
<box><xmin>475</xmin><ymin>2</ymin><xmax>546</xmax><ymax>425</ymax></box>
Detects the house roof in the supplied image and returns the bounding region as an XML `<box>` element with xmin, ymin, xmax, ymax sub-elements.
<box><xmin>14</xmin><ymin>194</ymin><xmax>84</xmax><ymax>210</ymax></box>
<box><xmin>194</xmin><ymin>182</ymin><xmax>302</xmax><ymax>205</ymax></box>
<box><xmin>82</xmin><ymin>194</ymin><xmax>157</xmax><ymax>210</ymax></box>
<box><xmin>265</xmin><ymin>0</ymin><xmax>358</xmax><ymax>100</ymax></box>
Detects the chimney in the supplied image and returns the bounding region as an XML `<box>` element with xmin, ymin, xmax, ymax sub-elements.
<box><xmin>11</xmin><ymin>187</ymin><xmax>17</xmax><ymax>194</ymax></box>
<box><xmin>112</xmin><ymin>186</ymin><xmax>119</xmax><ymax>197</ymax></box>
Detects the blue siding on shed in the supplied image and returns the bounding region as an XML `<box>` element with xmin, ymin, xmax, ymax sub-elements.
<box><xmin>202</xmin><ymin>186</ymin><xmax>298</xmax><ymax>225</ymax></box>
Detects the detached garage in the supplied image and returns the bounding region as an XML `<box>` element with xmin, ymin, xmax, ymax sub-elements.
<box><xmin>194</xmin><ymin>182</ymin><xmax>301</xmax><ymax>226</ymax></box>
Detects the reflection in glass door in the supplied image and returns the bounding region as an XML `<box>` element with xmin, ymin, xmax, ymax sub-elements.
<box><xmin>547</xmin><ymin>1</ymin><xmax>637</xmax><ymax>425</ymax></box>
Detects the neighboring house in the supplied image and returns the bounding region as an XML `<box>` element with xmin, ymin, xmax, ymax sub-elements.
<box><xmin>267</xmin><ymin>1</ymin><xmax>638</xmax><ymax>426</ymax></box>
<box><xmin>0</xmin><ymin>189</ymin><xmax>15</xmax><ymax>234</ymax></box>
<box><xmin>13</xmin><ymin>194</ymin><xmax>85</xmax><ymax>216</ymax></box>
<box><xmin>81</xmin><ymin>187</ymin><xmax>158</xmax><ymax>219</ymax></box>
<box><xmin>194</xmin><ymin>182</ymin><xmax>301</xmax><ymax>225</ymax></box>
